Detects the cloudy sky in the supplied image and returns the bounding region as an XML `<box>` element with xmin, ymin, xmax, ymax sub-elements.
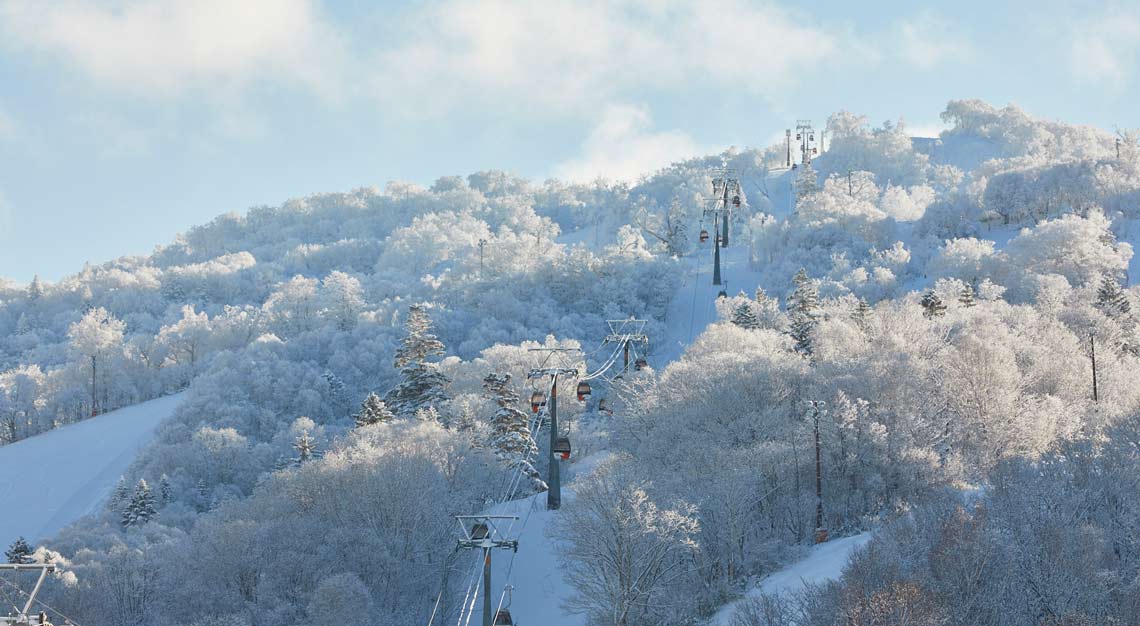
<box><xmin>1</xmin><ymin>0</ymin><xmax>1137</xmax><ymax>282</ymax></box>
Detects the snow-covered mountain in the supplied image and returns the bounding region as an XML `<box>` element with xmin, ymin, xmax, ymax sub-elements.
<box><xmin>3</xmin><ymin>99</ymin><xmax>1140</xmax><ymax>626</ymax></box>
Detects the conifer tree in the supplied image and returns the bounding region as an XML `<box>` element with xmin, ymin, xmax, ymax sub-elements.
<box><xmin>5</xmin><ymin>537</ymin><xmax>33</xmax><ymax>564</ymax></box>
<box><xmin>795</xmin><ymin>164</ymin><xmax>819</xmax><ymax>204</ymax></box>
<box><xmin>1096</xmin><ymin>274</ymin><xmax>1132</xmax><ymax>317</ymax></box>
<box><xmin>386</xmin><ymin>305</ymin><xmax>450</xmax><ymax>419</ymax></box>
<box><xmin>921</xmin><ymin>289</ymin><xmax>947</xmax><ymax>319</ymax></box>
<box><xmin>353</xmin><ymin>392</ymin><xmax>395</xmax><ymax>428</ymax></box>
<box><xmin>852</xmin><ymin>297</ymin><xmax>872</xmax><ymax>331</ymax></box>
<box><xmin>483</xmin><ymin>373</ymin><xmax>545</xmax><ymax>493</ymax></box>
<box><xmin>788</xmin><ymin>268</ymin><xmax>821</xmax><ymax>357</ymax></box>
<box><xmin>731</xmin><ymin>299</ymin><xmax>761</xmax><ymax>330</ymax></box>
<box><xmin>293</xmin><ymin>431</ymin><xmax>317</xmax><ymax>466</ymax></box>
<box><xmin>122</xmin><ymin>479</ymin><xmax>157</xmax><ymax>528</ymax></box>
<box><xmin>959</xmin><ymin>282</ymin><xmax>977</xmax><ymax>308</ymax></box>
<box><xmin>159</xmin><ymin>473</ymin><xmax>172</xmax><ymax>506</ymax></box>
<box><xmin>110</xmin><ymin>476</ymin><xmax>129</xmax><ymax>509</ymax></box>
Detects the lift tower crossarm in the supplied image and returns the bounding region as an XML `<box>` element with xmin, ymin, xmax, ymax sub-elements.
<box><xmin>0</xmin><ymin>563</ymin><xmax>56</xmax><ymax>622</ymax></box>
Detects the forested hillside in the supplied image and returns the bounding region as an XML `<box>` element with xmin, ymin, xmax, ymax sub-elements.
<box><xmin>4</xmin><ymin>99</ymin><xmax>1140</xmax><ymax>626</ymax></box>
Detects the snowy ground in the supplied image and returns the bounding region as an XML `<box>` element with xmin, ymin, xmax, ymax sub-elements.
<box><xmin>708</xmin><ymin>532</ymin><xmax>874</xmax><ymax>625</ymax></box>
<box><xmin>0</xmin><ymin>394</ymin><xmax>183</xmax><ymax>546</ymax></box>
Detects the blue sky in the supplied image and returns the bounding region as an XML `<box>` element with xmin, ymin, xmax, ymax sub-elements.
<box><xmin>1</xmin><ymin>0</ymin><xmax>1138</xmax><ymax>283</ymax></box>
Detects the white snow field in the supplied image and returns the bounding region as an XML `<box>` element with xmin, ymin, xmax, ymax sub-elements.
<box><xmin>709</xmin><ymin>532</ymin><xmax>874</xmax><ymax>625</ymax></box>
<box><xmin>0</xmin><ymin>393</ymin><xmax>183</xmax><ymax>546</ymax></box>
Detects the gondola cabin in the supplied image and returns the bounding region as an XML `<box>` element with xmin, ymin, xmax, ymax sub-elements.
<box><xmin>717</xmin><ymin>290</ymin><xmax>728</xmax><ymax>298</ymax></box>
<box><xmin>530</xmin><ymin>391</ymin><xmax>546</xmax><ymax>413</ymax></box>
<box><xmin>576</xmin><ymin>381</ymin><xmax>591</xmax><ymax>402</ymax></box>
<box><xmin>554</xmin><ymin>436</ymin><xmax>571</xmax><ymax>460</ymax></box>
<box><xmin>732</xmin><ymin>195</ymin><xmax>741</xmax><ymax>207</ymax></box>
<box><xmin>598</xmin><ymin>398</ymin><xmax>610</xmax><ymax>413</ymax></box>
<box><xmin>699</xmin><ymin>229</ymin><xmax>709</xmax><ymax>243</ymax></box>
<box><xmin>634</xmin><ymin>358</ymin><xmax>648</xmax><ymax>371</ymax></box>
<box><xmin>494</xmin><ymin>609</ymin><xmax>514</xmax><ymax>625</ymax></box>
<box><xmin>470</xmin><ymin>523</ymin><xmax>489</xmax><ymax>541</ymax></box>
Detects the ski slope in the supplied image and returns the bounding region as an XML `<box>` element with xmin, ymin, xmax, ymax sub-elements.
<box><xmin>709</xmin><ymin>532</ymin><xmax>874</xmax><ymax>625</ymax></box>
<box><xmin>0</xmin><ymin>394</ymin><xmax>183</xmax><ymax>546</ymax></box>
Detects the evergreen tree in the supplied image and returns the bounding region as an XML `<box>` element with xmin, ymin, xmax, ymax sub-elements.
<box><xmin>731</xmin><ymin>298</ymin><xmax>761</xmax><ymax>330</ymax></box>
<box><xmin>122</xmin><ymin>479</ymin><xmax>157</xmax><ymax>528</ymax></box>
<box><xmin>852</xmin><ymin>297</ymin><xmax>872</xmax><ymax>331</ymax></box>
<box><xmin>5</xmin><ymin>537</ymin><xmax>33</xmax><ymax>564</ymax></box>
<box><xmin>159</xmin><ymin>473</ymin><xmax>172</xmax><ymax>506</ymax></box>
<box><xmin>26</xmin><ymin>275</ymin><xmax>43</xmax><ymax>302</ymax></box>
<box><xmin>788</xmin><ymin>268</ymin><xmax>821</xmax><ymax>357</ymax></box>
<box><xmin>323</xmin><ymin>370</ymin><xmax>350</xmax><ymax>417</ymax></box>
<box><xmin>483</xmin><ymin>373</ymin><xmax>545</xmax><ymax>493</ymax></box>
<box><xmin>110</xmin><ymin>476</ymin><xmax>129</xmax><ymax>509</ymax></box>
<box><xmin>353</xmin><ymin>392</ymin><xmax>395</xmax><ymax>428</ymax></box>
<box><xmin>293</xmin><ymin>431</ymin><xmax>317</xmax><ymax>466</ymax></box>
<box><xmin>921</xmin><ymin>289</ymin><xmax>947</xmax><ymax>319</ymax></box>
<box><xmin>386</xmin><ymin>305</ymin><xmax>450</xmax><ymax>419</ymax></box>
<box><xmin>1096</xmin><ymin>274</ymin><xmax>1132</xmax><ymax>317</ymax></box>
<box><xmin>959</xmin><ymin>282</ymin><xmax>977</xmax><ymax>308</ymax></box>
<box><xmin>795</xmin><ymin>164</ymin><xmax>819</xmax><ymax>204</ymax></box>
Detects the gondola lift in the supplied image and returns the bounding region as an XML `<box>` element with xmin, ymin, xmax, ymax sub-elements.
<box><xmin>494</xmin><ymin>609</ymin><xmax>514</xmax><ymax>625</ymax></box>
<box><xmin>576</xmin><ymin>381</ymin><xmax>591</xmax><ymax>402</ymax></box>
<box><xmin>699</xmin><ymin>229</ymin><xmax>709</xmax><ymax>243</ymax></box>
<box><xmin>732</xmin><ymin>195</ymin><xmax>741</xmax><ymax>207</ymax></box>
<box><xmin>553</xmin><ymin>436</ymin><xmax>571</xmax><ymax>460</ymax></box>
<box><xmin>530</xmin><ymin>391</ymin><xmax>546</xmax><ymax>413</ymax></box>
<box><xmin>634</xmin><ymin>357</ymin><xmax>648</xmax><ymax>371</ymax></box>
<box><xmin>470</xmin><ymin>523</ymin><xmax>489</xmax><ymax>541</ymax></box>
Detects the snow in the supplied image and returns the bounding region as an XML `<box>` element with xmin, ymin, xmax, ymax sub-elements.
<box><xmin>0</xmin><ymin>394</ymin><xmax>183</xmax><ymax>546</ymax></box>
<box><xmin>659</xmin><ymin>241</ymin><xmax>765</xmax><ymax>365</ymax></box>
<box><xmin>484</xmin><ymin>454</ymin><xmax>610</xmax><ymax>626</ymax></box>
<box><xmin>708</xmin><ymin>532</ymin><xmax>874</xmax><ymax>626</ymax></box>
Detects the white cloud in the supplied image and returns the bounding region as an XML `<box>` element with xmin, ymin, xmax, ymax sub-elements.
<box><xmin>1070</xmin><ymin>12</ymin><xmax>1140</xmax><ymax>88</ymax></box>
<box><xmin>0</xmin><ymin>0</ymin><xmax>346</xmax><ymax>98</ymax></box>
<box><xmin>369</xmin><ymin>0</ymin><xmax>846</xmax><ymax>117</ymax></box>
<box><xmin>554</xmin><ymin>103</ymin><xmax>710</xmax><ymax>182</ymax></box>
<box><xmin>893</xmin><ymin>12</ymin><xmax>974</xmax><ymax>70</ymax></box>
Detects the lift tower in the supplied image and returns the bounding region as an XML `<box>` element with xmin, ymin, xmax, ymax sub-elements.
<box><xmin>456</xmin><ymin>515</ymin><xmax>519</xmax><ymax>626</ymax></box>
<box><xmin>604</xmin><ymin>318</ymin><xmax>649</xmax><ymax>374</ymax></box>
<box><xmin>705</xmin><ymin>171</ymin><xmax>742</xmax><ymax>287</ymax></box>
<box><xmin>528</xmin><ymin>352</ymin><xmax>579</xmax><ymax>510</ymax></box>
<box><xmin>0</xmin><ymin>564</ymin><xmax>57</xmax><ymax>626</ymax></box>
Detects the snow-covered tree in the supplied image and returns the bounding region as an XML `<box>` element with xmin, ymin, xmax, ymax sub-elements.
<box><xmin>921</xmin><ymin>289</ymin><xmax>947</xmax><ymax>318</ymax></box>
<box><xmin>731</xmin><ymin>299</ymin><xmax>761</xmax><ymax>330</ymax></box>
<box><xmin>319</xmin><ymin>271</ymin><xmax>364</xmax><ymax>331</ymax></box>
<box><xmin>1096</xmin><ymin>273</ymin><xmax>1132</xmax><ymax>317</ymax></box>
<box><xmin>959</xmin><ymin>282</ymin><xmax>977</xmax><ymax>308</ymax></box>
<box><xmin>122</xmin><ymin>479</ymin><xmax>157</xmax><ymax>527</ymax></box>
<box><xmin>68</xmin><ymin>307</ymin><xmax>126</xmax><ymax>416</ymax></box>
<box><xmin>293</xmin><ymin>431</ymin><xmax>316</xmax><ymax>466</ymax></box>
<box><xmin>386</xmin><ymin>305</ymin><xmax>450</xmax><ymax>419</ymax></box>
<box><xmin>353</xmin><ymin>392</ymin><xmax>394</xmax><ymax>428</ymax></box>
<box><xmin>788</xmin><ymin>268</ymin><xmax>821</xmax><ymax>356</ymax></box>
<box><xmin>5</xmin><ymin>537</ymin><xmax>33</xmax><ymax>564</ymax></box>
<box><xmin>483</xmin><ymin>372</ymin><xmax>544</xmax><ymax>493</ymax></box>
<box><xmin>159</xmin><ymin>473</ymin><xmax>172</xmax><ymax>506</ymax></box>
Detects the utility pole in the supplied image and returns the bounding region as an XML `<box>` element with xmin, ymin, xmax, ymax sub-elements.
<box><xmin>785</xmin><ymin>129</ymin><xmax>792</xmax><ymax>167</ymax></box>
<box><xmin>478</xmin><ymin>238</ymin><xmax>487</xmax><ymax>277</ymax></box>
<box><xmin>604</xmin><ymin>318</ymin><xmax>649</xmax><ymax>374</ymax></box>
<box><xmin>1090</xmin><ymin>332</ymin><xmax>1099</xmax><ymax>403</ymax></box>
<box><xmin>807</xmin><ymin>400</ymin><xmax>828</xmax><ymax>544</ymax></box>
<box><xmin>0</xmin><ymin>563</ymin><xmax>57</xmax><ymax>626</ymax></box>
<box><xmin>455</xmin><ymin>515</ymin><xmax>518</xmax><ymax>626</ymax></box>
<box><xmin>528</xmin><ymin>350</ymin><xmax>579</xmax><ymax>510</ymax></box>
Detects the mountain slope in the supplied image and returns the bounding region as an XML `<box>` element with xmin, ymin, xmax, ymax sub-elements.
<box><xmin>0</xmin><ymin>394</ymin><xmax>183</xmax><ymax>546</ymax></box>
